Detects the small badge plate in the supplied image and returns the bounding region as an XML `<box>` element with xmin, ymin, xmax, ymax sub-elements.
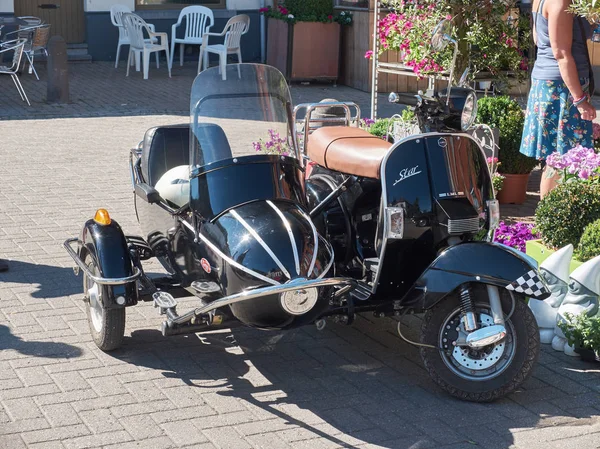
<box><xmin>200</xmin><ymin>258</ymin><xmax>211</xmax><ymax>274</ymax></box>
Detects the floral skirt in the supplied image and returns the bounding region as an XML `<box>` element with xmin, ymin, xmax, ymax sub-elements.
<box><xmin>520</xmin><ymin>78</ymin><xmax>593</xmax><ymax>160</ymax></box>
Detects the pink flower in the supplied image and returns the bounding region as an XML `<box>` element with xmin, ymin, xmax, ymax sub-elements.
<box><xmin>365</xmin><ymin>50</ymin><xmax>374</xmax><ymax>59</ymax></box>
<box><xmin>259</xmin><ymin>7</ymin><xmax>269</xmax><ymax>12</ymax></box>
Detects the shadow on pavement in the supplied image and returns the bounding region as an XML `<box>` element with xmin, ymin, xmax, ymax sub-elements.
<box><xmin>0</xmin><ymin>324</ymin><xmax>82</xmax><ymax>358</ymax></box>
<box><xmin>109</xmin><ymin>315</ymin><xmax>600</xmax><ymax>448</ymax></box>
<box><xmin>0</xmin><ymin>260</ymin><xmax>81</xmax><ymax>299</ymax></box>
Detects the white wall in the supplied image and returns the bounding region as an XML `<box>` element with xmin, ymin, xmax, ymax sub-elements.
<box><xmin>0</xmin><ymin>0</ymin><xmax>14</xmax><ymax>14</ymax></box>
<box><xmin>84</xmin><ymin>0</ymin><xmax>134</xmax><ymax>12</ymax></box>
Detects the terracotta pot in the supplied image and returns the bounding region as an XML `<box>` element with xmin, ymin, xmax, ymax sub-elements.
<box><xmin>497</xmin><ymin>173</ymin><xmax>530</xmax><ymax>205</ymax></box>
<box><xmin>540</xmin><ymin>165</ymin><xmax>560</xmax><ymax>199</ymax></box>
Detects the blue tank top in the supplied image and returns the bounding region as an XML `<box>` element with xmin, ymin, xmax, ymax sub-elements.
<box><xmin>531</xmin><ymin>0</ymin><xmax>592</xmax><ymax>80</ymax></box>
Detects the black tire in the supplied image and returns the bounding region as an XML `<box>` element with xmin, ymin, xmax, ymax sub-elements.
<box><xmin>420</xmin><ymin>288</ymin><xmax>539</xmax><ymax>402</ymax></box>
<box><xmin>83</xmin><ymin>252</ymin><xmax>126</xmax><ymax>352</ymax></box>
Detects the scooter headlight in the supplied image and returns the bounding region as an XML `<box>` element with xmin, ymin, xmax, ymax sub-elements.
<box><xmin>386</xmin><ymin>206</ymin><xmax>404</xmax><ymax>240</ymax></box>
<box><xmin>461</xmin><ymin>91</ymin><xmax>478</xmax><ymax>131</ymax></box>
<box><xmin>280</xmin><ymin>287</ymin><xmax>318</xmax><ymax>315</ymax></box>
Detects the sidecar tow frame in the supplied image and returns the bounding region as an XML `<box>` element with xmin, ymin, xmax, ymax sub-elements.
<box><xmin>168</xmin><ymin>277</ymin><xmax>358</xmax><ymax>326</ymax></box>
<box><xmin>63</xmin><ymin>238</ymin><xmax>142</xmax><ymax>286</ymax></box>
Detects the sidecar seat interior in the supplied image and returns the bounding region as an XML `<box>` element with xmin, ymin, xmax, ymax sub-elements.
<box><xmin>307</xmin><ymin>126</ymin><xmax>391</xmax><ymax>179</ymax></box>
<box><xmin>141</xmin><ymin>124</ymin><xmax>190</xmax><ymax>187</ymax></box>
<box><xmin>141</xmin><ymin>123</ymin><xmax>232</xmax><ymax>207</ymax></box>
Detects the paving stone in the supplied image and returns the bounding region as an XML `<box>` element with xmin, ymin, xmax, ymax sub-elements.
<box><xmin>20</xmin><ymin>424</ymin><xmax>91</xmax><ymax>444</ymax></box>
<box><xmin>39</xmin><ymin>403</ymin><xmax>82</xmax><ymax>427</ymax></box>
<box><xmin>119</xmin><ymin>414</ymin><xmax>166</xmax><ymax>440</ymax></box>
<box><xmin>2</xmin><ymin>397</ymin><xmax>43</xmax><ymax>420</ymax></box>
<box><xmin>161</xmin><ymin>419</ymin><xmax>209</xmax><ymax>446</ymax></box>
<box><xmin>79</xmin><ymin>408</ymin><xmax>124</xmax><ymax>433</ymax></box>
<box><xmin>62</xmin><ymin>430</ymin><xmax>135</xmax><ymax>449</ymax></box>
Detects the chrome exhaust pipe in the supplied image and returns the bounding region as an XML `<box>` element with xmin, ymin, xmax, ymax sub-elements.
<box><xmin>466</xmin><ymin>324</ymin><xmax>506</xmax><ymax>348</ymax></box>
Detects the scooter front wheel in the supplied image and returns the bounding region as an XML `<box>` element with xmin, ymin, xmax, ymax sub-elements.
<box><xmin>419</xmin><ymin>289</ymin><xmax>539</xmax><ymax>402</ymax></box>
<box><xmin>83</xmin><ymin>252</ymin><xmax>126</xmax><ymax>352</ymax></box>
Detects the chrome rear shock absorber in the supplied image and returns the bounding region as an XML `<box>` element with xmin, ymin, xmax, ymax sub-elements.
<box><xmin>459</xmin><ymin>284</ymin><xmax>479</xmax><ymax>332</ymax></box>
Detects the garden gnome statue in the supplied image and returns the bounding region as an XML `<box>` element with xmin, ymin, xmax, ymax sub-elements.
<box><xmin>529</xmin><ymin>244</ymin><xmax>572</xmax><ymax>344</ymax></box>
<box><xmin>552</xmin><ymin>254</ymin><xmax>600</xmax><ymax>356</ymax></box>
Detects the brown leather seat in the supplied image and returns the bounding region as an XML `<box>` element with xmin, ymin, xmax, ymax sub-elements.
<box><xmin>307</xmin><ymin>126</ymin><xmax>391</xmax><ymax>179</ymax></box>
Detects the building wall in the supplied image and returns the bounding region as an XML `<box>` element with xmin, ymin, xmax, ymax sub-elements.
<box><xmin>86</xmin><ymin>9</ymin><xmax>262</xmax><ymax>62</ymax></box>
<box><xmin>1</xmin><ymin>0</ymin><xmax>265</xmax><ymax>62</ymax></box>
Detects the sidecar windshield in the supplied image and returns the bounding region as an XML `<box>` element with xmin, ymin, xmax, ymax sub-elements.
<box><xmin>190</xmin><ymin>64</ymin><xmax>294</xmax><ymax>168</ymax></box>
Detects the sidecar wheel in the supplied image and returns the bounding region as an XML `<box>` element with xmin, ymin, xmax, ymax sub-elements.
<box><xmin>83</xmin><ymin>252</ymin><xmax>126</xmax><ymax>352</ymax></box>
<box><xmin>419</xmin><ymin>289</ymin><xmax>539</xmax><ymax>402</ymax></box>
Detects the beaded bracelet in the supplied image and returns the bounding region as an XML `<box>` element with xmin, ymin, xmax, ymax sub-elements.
<box><xmin>573</xmin><ymin>94</ymin><xmax>588</xmax><ymax>107</ymax></box>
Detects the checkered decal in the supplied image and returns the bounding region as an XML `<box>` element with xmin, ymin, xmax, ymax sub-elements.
<box><xmin>505</xmin><ymin>270</ymin><xmax>547</xmax><ymax>298</ymax></box>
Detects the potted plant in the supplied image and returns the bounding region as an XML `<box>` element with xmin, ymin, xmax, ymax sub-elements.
<box><xmin>367</xmin><ymin>0</ymin><xmax>530</xmax><ymax>82</ymax></box>
<box><xmin>476</xmin><ymin>96</ymin><xmax>537</xmax><ymax>204</ymax></box>
<box><xmin>558</xmin><ymin>312</ymin><xmax>600</xmax><ymax>362</ymax></box>
<box><xmin>262</xmin><ymin>0</ymin><xmax>352</xmax><ymax>82</ymax></box>
<box><xmin>487</xmin><ymin>156</ymin><xmax>505</xmax><ymax>197</ymax></box>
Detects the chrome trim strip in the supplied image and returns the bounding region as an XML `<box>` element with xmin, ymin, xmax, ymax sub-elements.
<box><xmin>62</xmin><ymin>238</ymin><xmax>142</xmax><ymax>286</ymax></box>
<box><xmin>171</xmin><ymin>277</ymin><xmax>356</xmax><ymax>325</ymax></box>
<box><xmin>267</xmin><ymin>200</ymin><xmax>300</xmax><ymax>276</ymax></box>
<box><xmin>316</xmin><ymin>236</ymin><xmax>335</xmax><ymax>279</ymax></box>
<box><xmin>180</xmin><ymin>219</ymin><xmax>279</xmax><ymax>286</ymax></box>
<box><xmin>373</xmin><ymin>132</ymin><xmax>482</xmax><ymax>293</ymax></box>
<box><xmin>229</xmin><ymin>209</ymin><xmax>292</xmax><ymax>281</ymax></box>
<box><xmin>297</xmin><ymin>208</ymin><xmax>319</xmax><ymax>277</ymax></box>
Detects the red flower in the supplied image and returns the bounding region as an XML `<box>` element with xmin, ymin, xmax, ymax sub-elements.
<box><xmin>259</xmin><ymin>7</ymin><xmax>269</xmax><ymax>12</ymax></box>
<box><xmin>328</xmin><ymin>15</ymin><xmax>333</xmax><ymax>20</ymax></box>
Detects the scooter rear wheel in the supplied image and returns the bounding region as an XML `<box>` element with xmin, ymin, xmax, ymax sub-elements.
<box><xmin>419</xmin><ymin>289</ymin><xmax>539</xmax><ymax>402</ymax></box>
<box><xmin>83</xmin><ymin>252</ymin><xmax>126</xmax><ymax>352</ymax></box>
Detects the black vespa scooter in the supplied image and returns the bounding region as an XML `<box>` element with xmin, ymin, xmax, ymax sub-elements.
<box><xmin>63</xmin><ymin>23</ymin><xmax>548</xmax><ymax>402</ymax></box>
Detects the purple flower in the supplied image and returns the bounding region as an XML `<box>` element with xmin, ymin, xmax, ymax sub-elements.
<box><xmin>493</xmin><ymin>221</ymin><xmax>539</xmax><ymax>253</ymax></box>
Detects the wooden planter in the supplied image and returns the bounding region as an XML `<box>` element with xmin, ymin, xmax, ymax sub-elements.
<box><xmin>267</xmin><ymin>18</ymin><xmax>341</xmax><ymax>82</ymax></box>
<box><xmin>525</xmin><ymin>240</ymin><xmax>584</xmax><ymax>273</ymax></box>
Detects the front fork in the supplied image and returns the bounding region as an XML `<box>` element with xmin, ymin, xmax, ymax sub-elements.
<box><xmin>459</xmin><ymin>283</ymin><xmax>507</xmax><ymax>348</ymax></box>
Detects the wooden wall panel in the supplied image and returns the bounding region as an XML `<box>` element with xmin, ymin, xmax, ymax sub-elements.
<box><xmin>15</xmin><ymin>0</ymin><xmax>85</xmax><ymax>44</ymax></box>
<box><xmin>340</xmin><ymin>10</ymin><xmax>435</xmax><ymax>94</ymax></box>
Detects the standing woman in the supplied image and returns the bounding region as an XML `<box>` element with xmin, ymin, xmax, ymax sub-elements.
<box><xmin>520</xmin><ymin>0</ymin><xmax>596</xmax><ymax>197</ymax></box>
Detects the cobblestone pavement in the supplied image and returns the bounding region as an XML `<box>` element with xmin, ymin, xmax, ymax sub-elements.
<box><xmin>0</xmin><ymin>62</ymin><xmax>599</xmax><ymax>449</ymax></box>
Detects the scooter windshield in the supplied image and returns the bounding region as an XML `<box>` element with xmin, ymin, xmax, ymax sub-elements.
<box><xmin>190</xmin><ymin>64</ymin><xmax>294</xmax><ymax>169</ymax></box>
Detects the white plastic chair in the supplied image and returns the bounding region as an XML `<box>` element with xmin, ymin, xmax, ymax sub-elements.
<box><xmin>200</xmin><ymin>14</ymin><xmax>250</xmax><ymax>80</ymax></box>
<box><xmin>110</xmin><ymin>5</ymin><xmax>158</xmax><ymax>69</ymax></box>
<box><xmin>170</xmin><ymin>6</ymin><xmax>214</xmax><ymax>69</ymax></box>
<box><xmin>0</xmin><ymin>39</ymin><xmax>30</xmax><ymax>105</ymax></box>
<box><xmin>123</xmin><ymin>13</ymin><xmax>171</xmax><ymax>80</ymax></box>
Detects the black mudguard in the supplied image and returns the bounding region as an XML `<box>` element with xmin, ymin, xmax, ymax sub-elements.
<box><xmin>79</xmin><ymin>218</ymin><xmax>138</xmax><ymax>308</ymax></box>
<box><xmin>399</xmin><ymin>242</ymin><xmax>550</xmax><ymax>310</ymax></box>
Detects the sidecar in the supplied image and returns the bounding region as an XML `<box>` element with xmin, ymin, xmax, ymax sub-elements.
<box><xmin>64</xmin><ymin>64</ymin><xmax>358</xmax><ymax>351</ymax></box>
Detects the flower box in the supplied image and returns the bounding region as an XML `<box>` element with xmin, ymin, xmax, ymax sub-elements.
<box><xmin>525</xmin><ymin>239</ymin><xmax>584</xmax><ymax>273</ymax></box>
<box><xmin>267</xmin><ymin>18</ymin><xmax>340</xmax><ymax>82</ymax></box>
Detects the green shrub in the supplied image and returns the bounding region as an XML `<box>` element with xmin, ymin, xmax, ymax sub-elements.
<box><xmin>558</xmin><ymin>312</ymin><xmax>600</xmax><ymax>351</ymax></box>
<box><xmin>476</xmin><ymin>96</ymin><xmax>537</xmax><ymax>175</ymax></box>
<box><xmin>284</xmin><ymin>0</ymin><xmax>333</xmax><ymax>20</ymax></box>
<box><xmin>535</xmin><ymin>182</ymin><xmax>600</xmax><ymax>249</ymax></box>
<box><xmin>577</xmin><ymin>218</ymin><xmax>600</xmax><ymax>261</ymax></box>
<box><xmin>368</xmin><ymin>118</ymin><xmax>394</xmax><ymax>138</ymax></box>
